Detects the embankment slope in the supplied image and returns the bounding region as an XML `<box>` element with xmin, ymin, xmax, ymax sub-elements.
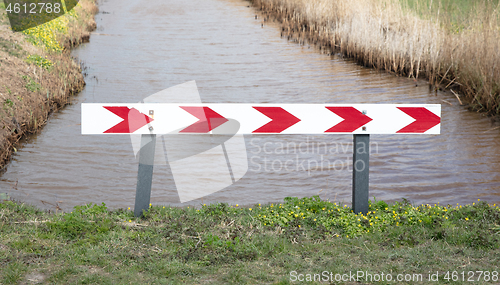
<box><xmin>0</xmin><ymin>0</ymin><xmax>97</xmax><ymax>170</ymax></box>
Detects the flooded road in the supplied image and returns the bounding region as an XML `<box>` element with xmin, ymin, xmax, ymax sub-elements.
<box><xmin>1</xmin><ymin>0</ymin><xmax>499</xmax><ymax>211</ymax></box>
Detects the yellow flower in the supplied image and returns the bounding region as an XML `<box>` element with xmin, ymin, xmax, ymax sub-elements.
<box><xmin>129</xmin><ymin>220</ymin><xmax>132</xmax><ymax>223</ymax></box>
<box><xmin>128</xmin><ymin>207</ymin><xmax>130</xmax><ymax>210</ymax></box>
<box><xmin>465</xmin><ymin>217</ymin><xmax>469</xmax><ymax>221</ymax></box>
<box><xmin>249</xmin><ymin>208</ymin><xmax>252</xmax><ymax>211</ymax></box>
<box><xmin>298</xmin><ymin>225</ymin><xmax>301</xmax><ymax>228</ymax></box>
<box><xmin>236</xmin><ymin>204</ymin><xmax>239</xmax><ymax>207</ymax></box>
<box><xmin>313</xmin><ymin>219</ymin><xmax>316</xmax><ymax>221</ymax></box>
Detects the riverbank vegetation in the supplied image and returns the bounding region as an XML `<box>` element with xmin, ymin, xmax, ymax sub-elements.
<box><xmin>0</xmin><ymin>0</ymin><xmax>97</xmax><ymax>170</ymax></box>
<box><xmin>250</xmin><ymin>0</ymin><xmax>500</xmax><ymax>115</ymax></box>
<box><xmin>1</xmin><ymin>196</ymin><xmax>499</xmax><ymax>283</ymax></box>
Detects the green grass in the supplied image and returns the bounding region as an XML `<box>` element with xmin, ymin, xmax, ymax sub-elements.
<box><xmin>0</xmin><ymin>197</ymin><xmax>499</xmax><ymax>284</ymax></box>
<box><xmin>399</xmin><ymin>0</ymin><xmax>500</xmax><ymax>33</ymax></box>
<box><xmin>25</xmin><ymin>54</ymin><xmax>53</xmax><ymax>70</ymax></box>
<box><xmin>21</xmin><ymin>75</ymin><xmax>41</xmax><ymax>92</ymax></box>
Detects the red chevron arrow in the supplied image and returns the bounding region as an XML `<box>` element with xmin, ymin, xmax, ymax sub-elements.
<box><xmin>103</xmin><ymin>106</ymin><xmax>154</xmax><ymax>133</ymax></box>
<box><xmin>180</xmin><ymin>107</ymin><xmax>228</xmax><ymax>133</ymax></box>
<box><xmin>325</xmin><ymin>107</ymin><xmax>373</xmax><ymax>132</ymax></box>
<box><xmin>397</xmin><ymin>107</ymin><xmax>440</xmax><ymax>133</ymax></box>
<box><xmin>252</xmin><ymin>107</ymin><xmax>301</xmax><ymax>133</ymax></box>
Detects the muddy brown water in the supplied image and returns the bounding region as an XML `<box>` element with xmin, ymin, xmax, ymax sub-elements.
<box><xmin>1</xmin><ymin>0</ymin><xmax>500</xmax><ymax>211</ymax></box>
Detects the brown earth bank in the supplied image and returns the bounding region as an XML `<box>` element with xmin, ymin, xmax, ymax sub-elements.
<box><xmin>248</xmin><ymin>0</ymin><xmax>500</xmax><ymax>117</ymax></box>
<box><xmin>0</xmin><ymin>0</ymin><xmax>97</xmax><ymax>171</ymax></box>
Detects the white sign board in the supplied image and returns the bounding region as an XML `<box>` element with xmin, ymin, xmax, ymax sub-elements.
<box><xmin>81</xmin><ymin>104</ymin><xmax>441</xmax><ymax>135</ymax></box>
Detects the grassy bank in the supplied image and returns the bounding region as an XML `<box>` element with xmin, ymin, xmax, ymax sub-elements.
<box><xmin>1</xmin><ymin>196</ymin><xmax>499</xmax><ymax>284</ymax></box>
<box><xmin>251</xmin><ymin>0</ymin><xmax>500</xmax><ymax>115</ymax></box>
<box><xmin>0</xmin><ymin>0</ymin><xmax>97</xmax><ymax>170</ymax></box>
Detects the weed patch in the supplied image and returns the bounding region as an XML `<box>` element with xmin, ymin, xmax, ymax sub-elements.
<box><xmin>25</xmin><ymin>54</ymin><xmax>53</xmax><ymax>70</ymax></box>
<box><xmin>0</xmin><ymin>37</ymin><xmax>24</xmax><ymax>58</ymax></box>
<box><xmin>47</xmin><ymin>203</ymin><xmax>115</xmax><ymax>242</ymax></box>
<box><xmin>21</xmin><ymin>75</ymin><xmax>41</xmax><ymax>92</ymax></box>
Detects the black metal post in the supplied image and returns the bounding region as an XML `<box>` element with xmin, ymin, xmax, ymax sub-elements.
<box><xmin>134</xmin><ymin>134</ymin><xmax>156</xmax><ymax>217</ymax></box>
<box><xmin>352</xmin><ymin>134</ymin><xmax>369</xmax><ymax>214</ymax></box>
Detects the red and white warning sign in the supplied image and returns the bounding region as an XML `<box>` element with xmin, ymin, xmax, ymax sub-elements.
<box><xmin>81</xmin><ymin>104</ymin><xmax>441</xmax><ymax>135</ymax></box>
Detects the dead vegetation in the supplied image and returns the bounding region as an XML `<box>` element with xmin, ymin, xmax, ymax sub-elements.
<box><xmin>250</xmin><ymin>0</ymin><xmax>500</xmax><ymax>115</ymax></box>
<box><xmin>0</xmin><ymin>0</ymin><xmax>98</xmax><ymax>171</ymax></box>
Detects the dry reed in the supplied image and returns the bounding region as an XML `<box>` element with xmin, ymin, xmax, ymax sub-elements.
<box><xmin>251</xmin><ymin>0</ymin><xmax>500</xmax><ymax>114</ymax></box>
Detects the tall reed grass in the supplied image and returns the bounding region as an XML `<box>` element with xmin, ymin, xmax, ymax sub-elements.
<box><xmin>252</xmin><ymin>0</ymin><xmax>500</xmax><ymax>114</ymax></box>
